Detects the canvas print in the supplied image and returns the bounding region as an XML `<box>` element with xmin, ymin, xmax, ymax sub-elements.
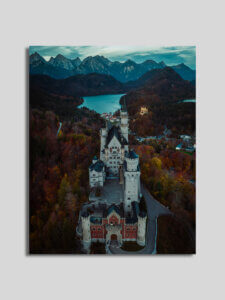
<box><xmin>29</xmin><ymin>46</ymin><xmax>196</xmax><ymax>254</ymax></box>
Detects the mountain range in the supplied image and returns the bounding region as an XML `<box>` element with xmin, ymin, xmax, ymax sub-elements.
<box><xmin>30</xmin><ymin>52</ymin><xmax>196</xmax><ymax>82</ymax></box>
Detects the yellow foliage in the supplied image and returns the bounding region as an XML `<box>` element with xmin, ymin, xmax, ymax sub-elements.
<box><xmin>151</xmin><ymin>157</ymin><xmax>162</xmax><ymax>170</ymax></box>
<box><xmin>58</xmin><ymin>129</ymin><xmax>62</xmax><ymax>137</ymax></box>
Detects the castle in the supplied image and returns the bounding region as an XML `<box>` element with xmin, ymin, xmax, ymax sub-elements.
<box><xmin>139</xmin><ymin>106</ymin><xmax>148</xmax><ymax>116</ymax></box>
<box><xmin>77</xmin><ymin>105</ymin><xmax>147</xmax><ymax>251</ymax></box>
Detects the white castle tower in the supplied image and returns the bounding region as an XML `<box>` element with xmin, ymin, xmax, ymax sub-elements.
<box><xmin>123</xmin><ymin>150</ymin><xmax>141</xmax><ymax>214</ymax></box>
<box><xmin>137</xmin><ymin>212</ymin><xmax>147</xmax><ymax>246</ymax></box>
<box><xmin>100</xmin><ymin>127</ymin><xmax>108</xmax><ymax>161</ymax></box>
<box><xmin>89</xmin><ymin>156</ymin><xmax>105</xmax><ymax>188</ymax></box>
<box><xmin>120</xmin><ymin>102</ymin><xmax>129</xmax><ymax>143</ymax></box>
<box><xmin>81</xmin><ymin>212</ymin><xmax>91</xmax><ymax>251</ymax></box>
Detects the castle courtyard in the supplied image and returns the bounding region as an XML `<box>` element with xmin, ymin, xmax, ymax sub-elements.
<box><xmin>89</xmin><ymin>179</ymin><xmax>124</xmax><ymax>205</ymax></box>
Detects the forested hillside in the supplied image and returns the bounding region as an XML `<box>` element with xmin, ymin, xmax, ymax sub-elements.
<box><xmin>30</xmin><ymin>109</ymin><xmax>103</xmax><ymax>253</ymax></box>
<box><xmin>134</xmin><ymin>142</ymin><xmax>195</xmax><ymax>253</ymax></box>
<box><xmin>30</xmin><ymin>73</ymin><xmax>125</xmax><ymax>97</ymax></box>
<box><xmin>121</xmin><ymin>67</ymin><xmax>195</xmax><ymax>136</ymax></box>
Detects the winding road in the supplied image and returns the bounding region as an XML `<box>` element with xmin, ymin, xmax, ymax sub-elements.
<box><xmin>108</xmin><ymin>184</ymin><xmax>172</xmax><ymax>254</ymax></box>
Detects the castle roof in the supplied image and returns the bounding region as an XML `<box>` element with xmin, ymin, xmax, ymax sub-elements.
<box><xmin>90</xmin><ymin>216</ymin><xmax>102</xmax><ymax>224</ymax></box>
<box><xmin>86</xmin><ymin>202</ymin><xmax>145</xmax><ymax>224</ymax></box>
<box><xmin>81</xmin><ymin>211</ymin><xmax>89</xmax><ymax>218</ymax></box>
<box><xmin>107</xmin><ymin>204</ymin><xmax>122</xmax><ymax>217</ymax></box>
<box><xmin>125</xmin><ymin>149</ymin><xmax>138</xmax><ymax>159</ymax></box>
<box><xmin>89</xmin><ymin>159</ymin><xmax>104</xmax><ymax>172</ymax></box>
<box><xmin>106</xmin><ymin>126</ymin><xmax>128</xmax><ymax>147</ymax></box>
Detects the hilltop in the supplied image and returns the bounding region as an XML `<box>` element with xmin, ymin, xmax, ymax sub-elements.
<box><xmin>121</xmin><ymin>67</ymin><xmax>195</xmax><ymax>136</ymax></box>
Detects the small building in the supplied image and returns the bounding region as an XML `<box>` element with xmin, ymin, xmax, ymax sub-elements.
<box><xmin>176</xmin><ymin>143</ymin><xmax>182</xmax><ymax>150</ymax></box>
<box><xmin>180</xmin><ymin>135</ymin><xmax>192</xmax><ymax>141</ymax></box>
<box><xmin>185</xmin><ymin>146</ymin><xmax>195</xmax><ymax>152</ymax></box>
<box><xmin>140</xmin><ymin>106</ymin><xmax>148</xmax><ymax>116</ymax></box>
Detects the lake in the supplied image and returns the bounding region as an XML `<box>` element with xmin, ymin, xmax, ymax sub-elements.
<box><xmin>181</xmin><ymin>99</ymin><xmax>196</xmax><ymax>103</ymax></box>
<box><xmin>79</xmin><ymin>94</ymin><xmax>125</xmax><ymax>114</ymax></box>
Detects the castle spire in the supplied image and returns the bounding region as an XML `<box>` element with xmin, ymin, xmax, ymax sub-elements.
<box><xmin>121</xmin><ymin>95</ymin><xmax>127</xmax><ymax>112</ymax></box>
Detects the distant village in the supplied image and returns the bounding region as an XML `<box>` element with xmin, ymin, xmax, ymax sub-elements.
<box><xmin>101</xmin><ymin>112</ymin><xmax>120</xmax><ymax>123</ymax></box>
<box><xmin>101</xmin><ymin>106</ymin><xmax>196</xmax><ymax>154</ymax></box>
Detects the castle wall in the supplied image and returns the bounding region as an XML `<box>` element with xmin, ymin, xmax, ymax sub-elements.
<box><xmin>137</xmin><ymin>215</ymin><xmax>147</xmax><ymax>246</ymax></box>
<box><xmin>105</xmin><ymin>136</ymin><xmax>122</xmax><ymax>175</ymax></box>
<box><xmin>120</xmin><ymin>110</ymin><xmax>129</xmax><ymax>142</ymax></box>
<box><xmin>124</xmin><ymin>172</ymin><xmax>140</xmax><ymax>213</ymax></box>
<box><xmin>124</xmin><ymin>224</ymin><xmax>137</xmax><ymax>240</ymax></box>
<box><xmin>90</xmin><ymin>217</ymin><xmax>137</xmax><ymax>241</ymax></box>
<box><xmin>81</xmin><ymin>215</ymin><xmax>91</xmax><ymax>250</ymax></box>
<box><xmin>90</xmin><ymin>225</ymin><xmax>104</xmax><ymax>239</ymax></box>
<box><xmin>89</xmin><ymin>169</ymin><xmax>105</xmax><ymax>187</ymax></box>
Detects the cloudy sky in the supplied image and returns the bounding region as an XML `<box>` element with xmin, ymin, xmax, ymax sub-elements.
<box><xmin>29</xmin><ymin>45</ymin><xmax>196</xmax><ymax>69</ymax></box>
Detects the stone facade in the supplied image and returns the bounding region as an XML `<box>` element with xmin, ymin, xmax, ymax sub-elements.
<box><xmin>80</xmin><ymin>204</ymin><xmax>147</xmax><ymax>248</ymax></box>
<box><xmin>89</xmin><ymin>156</ymin><xmax>106</xmax><ymax>188</ymax></box>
